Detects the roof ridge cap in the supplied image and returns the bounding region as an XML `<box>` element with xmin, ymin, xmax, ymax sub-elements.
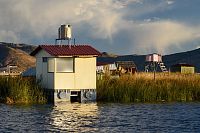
<box><xmin>40</xmin><ymin>44</ymin><xmax>92</xmax><ymax>46</ymax></box>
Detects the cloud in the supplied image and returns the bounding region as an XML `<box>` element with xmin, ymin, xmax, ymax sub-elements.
<box><xmin>166</xmin><ymin>0</ymin><xmax>174</xmax><ymax>5</ymax></box>
<box><xmin>0</xmin><ymin>0</ymin><xmax>200</xmax><ymax>54</ymax></box>
<box><xmin>0</xmin><ymin>30</ymin><xmax>19</xmax><ymax>42</ymax></box>
<box><xmin>124</xmin><ymin>20</ymin><xmax>200</xmax><ymax>54</ymax></box>
<box><xmin>0</xmin><ymin>0</ymin><xmax>130</xmax><ymax>43</ymax></box>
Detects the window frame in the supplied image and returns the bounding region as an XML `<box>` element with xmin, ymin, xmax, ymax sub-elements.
<box><xmin>56</xmin><ymin>57</ymin><xmax>74</xmax><ymax>73</ymax></box>
<box><xmin>47</xmin><ymin>57</ymin><xmax>75</xmax><ymax>73</ymax></box>
<box><xmin>42</xmin><ymin>57</ymin><xmax>47</xmax><ymax>62</ymax></box>
<box><xmin>47</xmin><ymin>58</ymin><xmax>55</xmax><ymax>73</ymax></box>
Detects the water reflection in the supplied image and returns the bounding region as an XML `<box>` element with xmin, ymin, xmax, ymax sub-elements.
<box><xmin>48</xmin><ymin>102</ymin><xmax>99</xmax><ymax>132</ymax></box>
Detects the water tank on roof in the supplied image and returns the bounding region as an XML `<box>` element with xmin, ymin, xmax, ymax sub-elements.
<box><xmin>58</xmin><ymin>24</ymin><xmax>72</xmax><ymax>39</ymax></box>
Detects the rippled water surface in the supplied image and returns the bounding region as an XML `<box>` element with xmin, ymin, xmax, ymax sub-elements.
<box><xmin>1</xmin><ymin>102</ymin><xmax>200</xmax><ymax>132</ymax></box>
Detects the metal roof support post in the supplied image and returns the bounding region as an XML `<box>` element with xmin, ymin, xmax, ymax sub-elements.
<box><xmin>54</xmin><ymin>58</ymin><xmax>57</xmax><ymax>90</ymax></box>
<box><xmin>153</xmin><ymin>62</ymin><xmax>156</xmax><ymax>81</ymax></box>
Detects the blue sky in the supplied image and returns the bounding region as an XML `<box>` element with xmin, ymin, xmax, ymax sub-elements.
<box><xmin>1</xmin><ymin>0</ymin><xmax>200</xmax><ymax>55</ymax></box>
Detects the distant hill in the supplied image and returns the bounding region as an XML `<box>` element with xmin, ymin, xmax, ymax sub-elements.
<box><xmin>98</xmin><ymin>48</ymin><xmax>200</xmax><ymax>72</ymax></box>
<box><xmin>0</xmin><ymin>42</ymin><xmax>37</xmax><ymax>54</ymax></box>
<box><xmin>101</xmin><ymin>52</ymin><xmax>118</xmax><ymax>57</ymax></box>
<box><xmin>1</xmin><ymin>41</ymin><xmax>200</xmax><ymax>73</ymax></box>
<box><xmin>163</xmin><ymin>48</ymin><xmax>200</xmax><ymax>72</ymax></box>
<box><xmin>0</xmin><ymin>42</ymin><xmax>36</xmax><ymax>73</ymax></box>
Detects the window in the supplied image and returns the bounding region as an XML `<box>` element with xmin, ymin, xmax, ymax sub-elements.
<box><xmin>48</xmin><ymin>58</ymin><xmax>55</xmax><ymax>72</ymax></box>
<box><xmin>48</xmin><ymin>58</ymin><xmax>74</xmax><ymax>73</ymax></box>
<box><xmin>56</xmin><ymin>58</ymin><xmax>74</xmax><ymax>72</ymax></box>
<box><xmin>43</xmin><ymin>57</ymin><xmax>47</xmax><ymax>62</ymax></box>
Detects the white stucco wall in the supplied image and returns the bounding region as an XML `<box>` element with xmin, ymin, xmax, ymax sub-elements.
<box><xmin>35</xmin><ymin>50</ymin><xmax>54</xmax><ymax>89</ymax></box>
<box><xmin>54</xmin><ymin>57</ymin><xmax>96</xmax><ymax>90</ymax></box>
<box><xmin>74</xmin><ymin>57</ymin><xmax>96</xmax><ymax>89</ymax></box>
<box><xmin>54</xmin><ymin>73</ymin><xmax>75</xmax><ymax>89</ymax></box>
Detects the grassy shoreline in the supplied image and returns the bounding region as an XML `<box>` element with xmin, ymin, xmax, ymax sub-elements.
<box><xmin>96</xmin><ymin>73</ymin><xmax>200</xmax><ymax>103</ymax></box>
<box><xmin>0</xmin><ymin>76</ymin><xmax>47</xmax><ymax>104</ymax></box>
<box><xmin>1</xmin><ymin>73</ymin><xmax>200</xmax><ymax>104</ymax></box>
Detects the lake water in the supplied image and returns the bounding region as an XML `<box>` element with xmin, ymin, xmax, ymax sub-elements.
<box><xmin>0</xmin><ymin>102</ymin><xmax>200</xmax><ymax>132</ymax></box>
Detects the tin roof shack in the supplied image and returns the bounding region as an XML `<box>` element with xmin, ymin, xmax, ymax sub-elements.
<box><xmin>96</xmin><ymin>62</ymin><xmax>118</xmax><ymax>79</ymax></box>
<box><xmin>96</xmin><ymin>62</ymin><xmax>117</xmax><ymax>74</ymax></box>
<box><xmin>116</xmin><ymin>61</ymin><xmax>137</xmax><ymax>76</ymax></box>
<box><xmin>31</xmin><ymin>45</ymin><xmax>101</xmax><ymax>103</ymax></box>
<box><xmin>170</xmin><ymin>63</ymin><xmax>195</xmax><ymax>74</ymax></box>
<box><xmin>0</xmin><ymin>65</ymin><xmax>19</xmax><ymax>76</ymax></box>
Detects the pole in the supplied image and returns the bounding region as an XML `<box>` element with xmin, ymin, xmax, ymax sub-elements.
<box><xmin>153</xmin><ymin>62</ymin><xmax>156</xmax><ymax>80</ymax></box>
<box><xmin>8</xmin><ymin>65</ymin><xmax>10</xmax><ymax>75</ymax></box>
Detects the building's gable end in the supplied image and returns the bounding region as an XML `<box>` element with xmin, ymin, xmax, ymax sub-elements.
<box><xmin>35</xmin><ymin>49</ymin><xmax>52</xmax><ymax>58</ymax></box>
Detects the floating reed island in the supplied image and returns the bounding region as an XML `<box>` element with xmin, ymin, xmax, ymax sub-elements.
<box><xmin>96</xmin><ymin>73</ymin><xmax>200</xmax><ymax>103</ymax></box>
<box><xmin>0</xmin><ymin>77</ymin><xmax>47</xmax><ymax>104</ymax></box>
<box><xmin>1</xmin><ymin>73</ymin><xmax>200</xmax><ymax>104</ymax></box>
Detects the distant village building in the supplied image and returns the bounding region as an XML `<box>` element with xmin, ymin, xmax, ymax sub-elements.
<box><xmin>96</xmin><ymin>61</ymin><xmax>137</xmax><ymax>77</ymax></box>
<box><xmin>146</xmin><ymin>53</ymin><xmax>162</xmax><ymax>62</ymax></box>
<box><xmin>145</xmin><ymin>53</ymin><xmax>168</xmax><ymax>72</ymax></box>
<box><xmin>116</xmin><ymin>61</ymin><xmax>137</xmax><ymax>75</ymax></box>
<box><xmin>96</xmin><ymin>62</ymin><xmax>117</xmax><ymax>75</ymax></box>
<box><xmin>170</xmin><ymin>63</ymin><xmax>195</xmax><ymax>74</ymax></box>
<box><xmin>31</xmin><ymin>45</ymin><xmax>101</xmax><ymax>103</ymax></box>
<box><xmin>0</xmin><ymin>65</ymin><xmax>19</xmax><ymax>76</ymax></box>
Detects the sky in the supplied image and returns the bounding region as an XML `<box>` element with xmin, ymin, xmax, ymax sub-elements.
<box><xmin>1</xmin><ymin>0</ymin><xmax>200</xmax><ymax>55</ymax></box>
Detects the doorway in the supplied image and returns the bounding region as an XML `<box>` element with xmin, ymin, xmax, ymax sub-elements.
<box><xmin>70</xmin><ymin>91</ymin><xmax>81</xmax><ymax>103</ymax></box>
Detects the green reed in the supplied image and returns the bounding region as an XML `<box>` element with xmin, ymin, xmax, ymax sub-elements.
<box><xmin>0</xmin><ymin>76</ymin><xmax>47</xmax><ymax>104</ymax></box>
<box><xmin>97</xmin><ymin>73</ymin><xmax>200</xmax><ymax>103</ymax></box>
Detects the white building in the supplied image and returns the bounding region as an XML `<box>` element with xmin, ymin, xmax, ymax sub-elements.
<box><xmin>146</xmin><ymin>53</ymin><xmax>162</xmax><ymax>62</ymax></box>
<box><xmin>31</xmin><ymin>45</ymin><xmax>101</xmax><ymax>103</ymax></box>
<box><xmin>145</xmin><ymin>53</ymin><xmax>168</xmax><ymax>72</ymax></box>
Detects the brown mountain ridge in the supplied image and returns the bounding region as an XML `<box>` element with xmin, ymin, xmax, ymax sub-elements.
<box><xmin>0</xmin><ymin>42</ymin><xmax>36</xmax><ymax>73</ymax></box>
<box><xmin>1</xmin><ymin>42</ymin><xmax>200</xmax><ymax>73</ymax></box>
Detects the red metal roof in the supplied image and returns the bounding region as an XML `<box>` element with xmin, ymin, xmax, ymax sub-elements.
<box><xmin>30</xmin><ymin>45</ymin><xmax>101</xmax><ymax>56</ymax></box>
